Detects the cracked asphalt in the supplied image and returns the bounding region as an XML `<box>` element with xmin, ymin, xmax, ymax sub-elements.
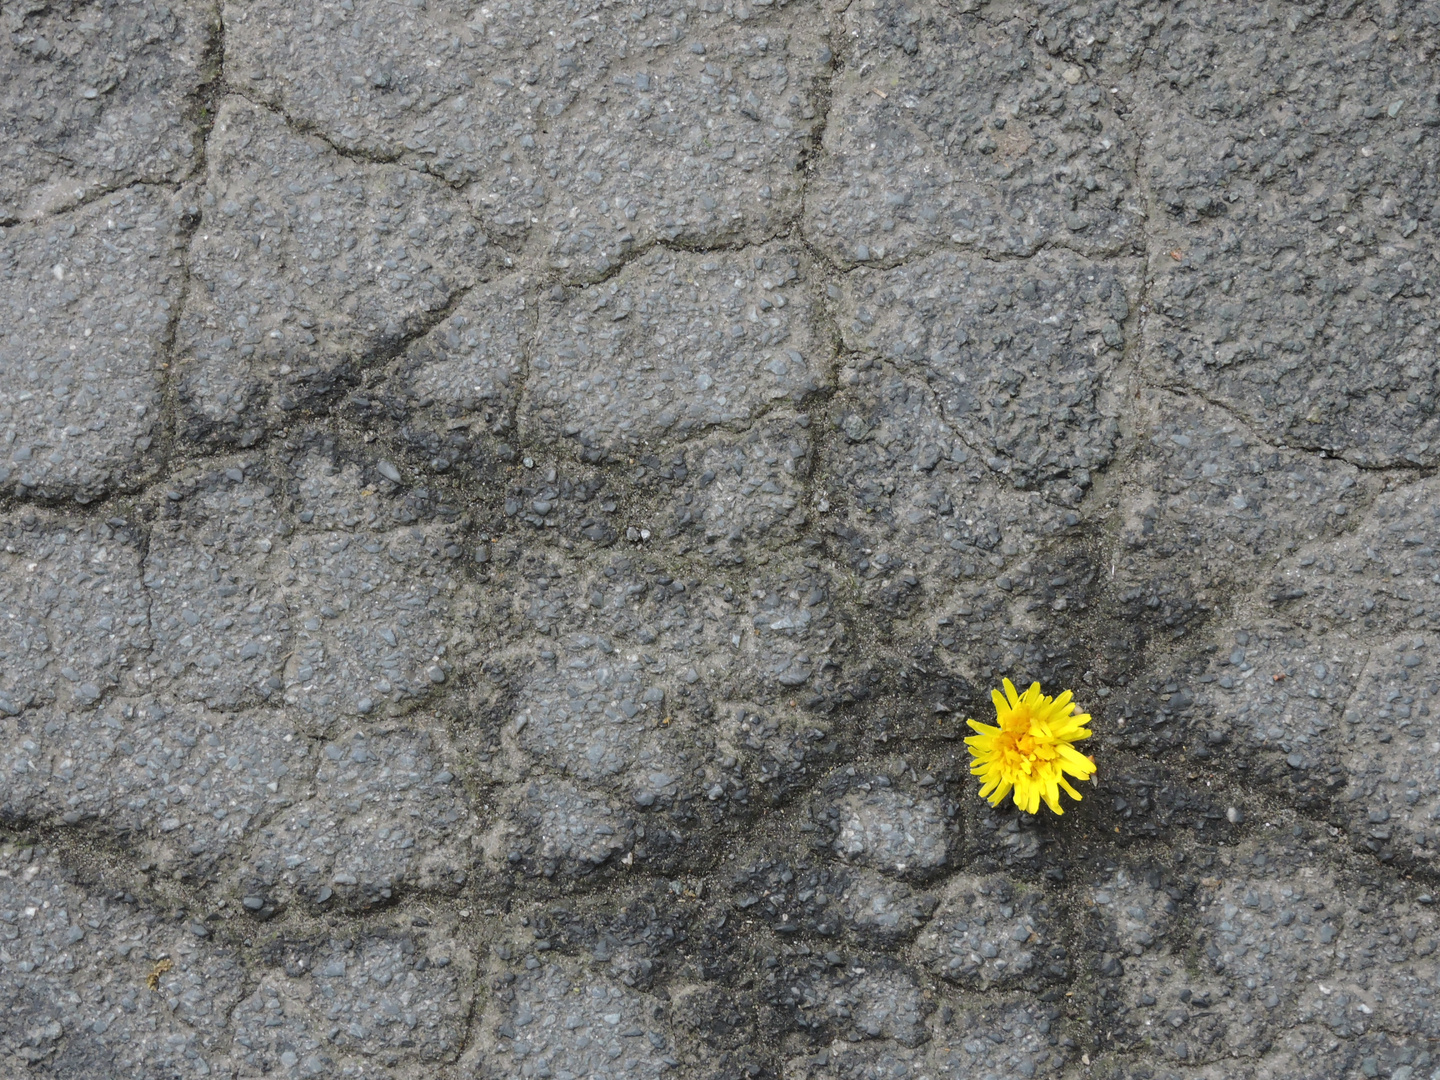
<box><xmin>2</xmin><ymin>0</ymin><xmax>1439</xmax><ymax>1077</ymax></box>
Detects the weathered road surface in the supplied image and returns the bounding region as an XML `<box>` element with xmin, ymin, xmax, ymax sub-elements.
<box><xmin>2</xmin><ymin>1</ymin><xmax>1439</xmax><ymax>1077</ymax></box>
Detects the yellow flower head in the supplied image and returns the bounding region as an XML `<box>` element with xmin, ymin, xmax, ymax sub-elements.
<box><xmin>964</xmin><ymin>678</ymin><xmax>1096</xmax><ymax>816</ymax></box>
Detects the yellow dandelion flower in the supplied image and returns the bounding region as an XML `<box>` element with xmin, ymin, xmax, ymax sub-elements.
<box><xmin>964</xmin><ymin>678</ymin><xmax>1097</xmax><ymax>816</ymax></box>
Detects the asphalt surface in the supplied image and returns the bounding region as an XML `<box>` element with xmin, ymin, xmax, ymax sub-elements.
<box><xmin>2</xmin><ymin>1</ymin><xmax>1440</xmax><ymax>1078</ymax></box>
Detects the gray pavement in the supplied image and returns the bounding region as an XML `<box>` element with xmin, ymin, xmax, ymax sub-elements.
<box><xmin>1</xmin><ymin>1</ymin><xmax>1439</xmax><ymax>1077</ymax></box>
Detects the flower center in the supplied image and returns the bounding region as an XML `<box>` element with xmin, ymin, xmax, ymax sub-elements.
<box><xmin>996</xmin><ymin>704</ymin><xmax>1059</xmax><ymax>770</ymax></box>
